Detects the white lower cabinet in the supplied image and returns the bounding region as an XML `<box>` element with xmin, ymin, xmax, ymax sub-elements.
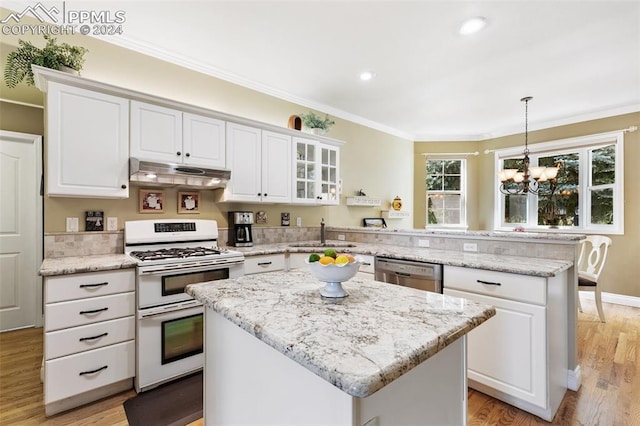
<box><xmin>444</xmin><ymin>265</ymin><xmax>568</xmax><ymax>422</ymax></box>
<box><xmin>43</xmin><ymin>269</ymin><xmax>135</xmax><ymax>416</ymax></box>
<box><xmin>244</xmin><ymin>254</ymin><xmax>286</xmax><ymax>275</ymax></box>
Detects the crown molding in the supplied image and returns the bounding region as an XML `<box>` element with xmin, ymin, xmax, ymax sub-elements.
<box><xmin>93</xmin><ymin>34</ymin><xmax>416</xmax><ymax>141</ymax></box>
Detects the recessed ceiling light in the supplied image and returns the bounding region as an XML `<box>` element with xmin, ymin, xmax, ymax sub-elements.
<box><xmin>359</xmin><ymin>71</ymin><xmax>376</xmax><ymax>81</ymax></box>
<box><xmin>459</xmin><ymin>17</ymin><xmax>487</xmax><ymax>35</ymax></box>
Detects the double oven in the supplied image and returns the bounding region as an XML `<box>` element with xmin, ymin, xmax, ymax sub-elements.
<box><xmin>125</xmin><ymin>219</ymin><xmax>244</xmax><ymax>393</ymax></box>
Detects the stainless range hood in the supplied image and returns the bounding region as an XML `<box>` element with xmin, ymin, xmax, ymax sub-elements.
<box><xmin>129</xmin><ymin>158</ymin><xmax>231</xmax><ymax>189</ymax></box>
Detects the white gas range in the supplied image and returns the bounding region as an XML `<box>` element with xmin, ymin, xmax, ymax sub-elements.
<box><xmin>124</xmin><ymin>219</ymin><xmax>244</xmax><ymax>393</ymax></box>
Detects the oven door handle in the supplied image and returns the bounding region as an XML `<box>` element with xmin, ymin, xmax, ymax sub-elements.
<box><xmin>138</xmin><ymin>300</ymin><xmax>203</xmax><ymax>318</ymax></box>
<box><xmin>138</xmin><ymin>259</ymin><xmax>244</xmax><ymax>275</ymax></box>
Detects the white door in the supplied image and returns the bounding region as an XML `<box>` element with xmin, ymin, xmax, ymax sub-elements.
<box><xmin>0</xmin><ymin>131</ymin><xmax>43</xmax><ymax>331</ymax></box>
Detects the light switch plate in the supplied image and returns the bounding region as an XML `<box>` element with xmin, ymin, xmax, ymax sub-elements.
<box><xmin>296</xmin><ymin>217</ymin><xmax>302</xmax><ymax>227</ymax></box>
<box><xmin>66</xmin><ymin>217</ymin><xmax>79</xmax><ymax>232</ymax></box>
<box><xmin>107</xmin><ymin>217</ymin><xmax>118</xmax><ymax>231</ymax></box>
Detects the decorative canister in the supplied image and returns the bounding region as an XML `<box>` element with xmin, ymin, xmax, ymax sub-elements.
<box><xmin>392</xmin><ymin>196</ymin><xmax>402</xmax><ymax>211</ymax></box>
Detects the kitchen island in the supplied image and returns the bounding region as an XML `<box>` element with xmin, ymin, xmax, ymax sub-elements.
<box><xmin>187</xmin><ymin>270</ymin><xmax>495</xmax><ymax>426</ymax></box>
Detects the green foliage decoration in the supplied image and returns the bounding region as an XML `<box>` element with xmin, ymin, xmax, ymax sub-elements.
<box><xmin>4</xmin><ymin>35</ymin><xmax>89</xmax><ymax>88</ymax></box>
<box><xmin>299</xmin><ymin>111</ymin><xmax>335</xmax><ymax>132</ymax></box>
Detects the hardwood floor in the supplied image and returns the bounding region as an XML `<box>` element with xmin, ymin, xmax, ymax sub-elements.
<box><xmin>1</xmin><ymin>299</ymin><xmax>638</xmax><ymax>425</ymax></box>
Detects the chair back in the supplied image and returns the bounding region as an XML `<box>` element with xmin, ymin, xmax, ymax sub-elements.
<box><xmin>577</xmin><ymin>235</ymin><xmax>612</xmax><ymax>282</ymax></box>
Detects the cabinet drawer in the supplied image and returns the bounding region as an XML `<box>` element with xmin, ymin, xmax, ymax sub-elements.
<box><xmin>244</xmin><ymin>254</ymin><xmax>286</xmax><ymax>275</ymax></box>
<box><xmin>358</xmin><ymin>255</ymin><xmax>375</xmax><ymax>274</ymax></box>
<box><xmin>444</xmin><ymin>265</ymin><xmax>546</xmax><ymax>305</ymax></box>
<box><xmin>287</xmin><ymin>253</ymin><xmax>309</xmax><ymax>270</ymax></box>
<box><xmin>44</xmin><ymin>340</ymin><xmax>134</xmax><ymax>404</ymax></box>
<box><xmin>45</xmin><ymin>292</ymin><xmax>134</xmax><ymax>331</ymax></box>
<box><xmin>45</xmin><ymin>269</ymin><xmax>135</xmax><ymax>303</ymax></box>
<box><xmin>45</xmin><ymin>316</ymin><xmax>135</xmax><ymax>360</ymax></box>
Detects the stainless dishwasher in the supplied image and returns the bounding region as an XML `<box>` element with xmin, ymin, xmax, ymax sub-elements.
<box><xmin>374</xmin><ymin>257</ymin><xmax>443</xmax><ymax>293</ymax></box>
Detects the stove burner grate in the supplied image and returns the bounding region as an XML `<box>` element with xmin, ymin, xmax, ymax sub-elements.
<box><xmin>130</xmin><ymin>247</ymin><xmax>226</xmax><ymax>262</ymax></box>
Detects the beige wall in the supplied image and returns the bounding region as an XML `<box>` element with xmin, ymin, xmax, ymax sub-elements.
<box><xmin>413</xmin><ymin>140</ymin><xmax>481</xmax><ymax>229</ymax></box>
<box><xmin>416</xmin><ymin>112</ymin><xmax>640</xmax><ymax>298</ymax></box>
<box><xmin>0</xmin><ymin>25</ymin><xmax>413</xmax><ymax>235</ymax></box>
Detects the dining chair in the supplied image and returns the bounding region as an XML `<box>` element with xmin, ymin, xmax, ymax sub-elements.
<box><xmin>576</xmin><ymin>235</ymin><xmax>612</xmax><ymax>322</ymax></box>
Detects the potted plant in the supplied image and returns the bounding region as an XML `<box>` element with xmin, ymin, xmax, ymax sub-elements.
<box><xmin>299</xmin><ymin>111</ymin><xmax>335</xmax><ymax>135</ymax></box>
<box><xmin>4</xmin><ymin>35</ymin><xmax>89</xmax><ymax>88</ymax></box>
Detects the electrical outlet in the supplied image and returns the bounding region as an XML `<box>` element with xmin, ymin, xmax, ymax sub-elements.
<box><xmin>338</xmin><ymin>234</ymin><xmax>345</xmax><ymax>241</ymax></box>
<box><xmin>418</xmin><ymin>239</ymin><xmax>430</xmax><ymax>248</ymax></box>
<box><xmin>107</xmin><ymin>217</ymin><xmax>118</xmax><ymax>231</ymax></box>
<box><xmin>463</xmin><ymin>243</ymin><xmax>478</xmax><ymax>252</ymax></box>
<box><xmin>296</xmin><ymin>217</ymin><xmax>302</xmax><ymax>227</ymax></box>
<box><xmin>66</xmin><ymin>217</ymin><xmax>79</xmax><ymax>232</ymax></box>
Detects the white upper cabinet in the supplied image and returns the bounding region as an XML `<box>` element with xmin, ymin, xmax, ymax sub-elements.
<box><xmin>130</xmin><ymin>101</ymin><xmax>225</xmax><ymax>168</ymax></box>
<box><xmin>46</xmin><ymin>82</ymin><xmax>129</xmax><ymax>198</ymax></box>
<box><xmin>292</xmin><ymin>137</ymin><xmax>340</xmax><ymax>205</ymax></box>
<box><xmin>223</xmin><ymin>123</ymin><xmax>291</xmax><ymax>203</ymax></box>
<box><xmin>183</xmin><ymin>113</ymin><xmax>226</xmax><ymax>168</ymax></box>
<box><xmin>261</xmin><ymin>130</ymin><xmax>292</xmax><ymax>203</ymax></box>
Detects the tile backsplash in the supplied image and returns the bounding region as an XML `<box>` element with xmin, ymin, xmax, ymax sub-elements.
<box><xmin>44</xmin><ymin>226</ymin><xmax>576</xmax><ymax>262</ymax></box>
<box><xmin>44</xmin><ymin>232</ymin><xmax>124</xmax><ymax>258</ymax></box>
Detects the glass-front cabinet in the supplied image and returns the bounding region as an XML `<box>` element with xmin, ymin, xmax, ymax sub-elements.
<box><xmin>293</xmin><ymin>137</ymin><xmax>340</xmax><ymax>205</ymax></box>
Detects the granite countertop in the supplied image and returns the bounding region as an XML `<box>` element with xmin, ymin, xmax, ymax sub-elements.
<box><xmin>186</xmin><ymin>269</ymin><xmax>495</xmax><ymax>398</ymax></box>
<box><xmin>228</xmin><ymin>241</ymin><xmax>573</xmax><ymax>277</ymax></box>
<box><xmin>39</xmin><ymin>254</ymin><xmax>136</xmax><ymax>277</ymax></box>
<box><xmin>39</xmin><ymin>239</ymin><xmax>573</xmax><ymax>278</ymax></box>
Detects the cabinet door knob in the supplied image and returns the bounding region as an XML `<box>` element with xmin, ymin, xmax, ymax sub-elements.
<box><xmin>121</xmin><ymin>184</ymin><xmax>127</xmax><ymax>189</ymax></box>
<box><xmin>264</xmin><ymin>193</ymin><xmax>267</xmax><ymax>197</ymax></box>
<box><xmin>177</xmin><ymin>151</ymin><xmax>181</xmax><ymax>156</ymax></box>
<box><xmin>257</xmin><ymin>193</ymin><xmax>262</xmax><ymax>196</ymax></box>
<box><xmin>185</xmin><ymin>153</ymin><xmax>190</xmax><ymax>157</ymax></box>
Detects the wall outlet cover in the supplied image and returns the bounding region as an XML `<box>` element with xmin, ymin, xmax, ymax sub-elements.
<box><xmin>66</xmin><ymin>217</ymin><xmax>79</xmax><ymax>232</ymax></box>
<box><xmin>418</xmin><ymin>239</ymin><xmax>430</xmax><ymax>247</ymax></box>
<box><xmin>338</xmin><ymin>234</ymin><xmax>345</xmax><ymax>241</ymax></box>
<box><xmin>107</xmin><ymin>217</ymin><xmax>118</xmax><ymax>231</ymax></box>
<box><xmin>463</xmin><ymin>243</ymin><xmax>478</xmax><ymax>252</ymax></box>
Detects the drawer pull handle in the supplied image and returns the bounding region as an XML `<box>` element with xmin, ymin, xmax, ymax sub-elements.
<box><xmin>79</xmin><ymin>365</ymin><xmax>108</xmax><ymax>376</ymax></box>
<box><xmin>258</xmin><ymin>262</ymin><xmax>273</xmax><ymax>266</ymax></box>
<box><xmin>79</xmin><ymin>307</ymin><xmax>108</xmax><ymax>315</ymax></box>
<box><xmin>79</xmin><ymin>282</ymin><xmax>108</xmax><ymax>289</ymax></box>
<box><xmin>79</xmin><ymin>332</ymin><xmax>109</xmax><ymax>342</ymax></box>
<box><xmin>362</xmin><ymin>262</ymin><xmax>372</xmax><ymax>266</ymax></box>
<box><xmin>477</xmin><ymin>279</ymin><xmax>501</xmax><ymax>286</ymax></box>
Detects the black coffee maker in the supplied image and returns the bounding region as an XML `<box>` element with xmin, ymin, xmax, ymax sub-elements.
<box><xmin>228</xmin><ymin>211</ymin><xmax>254</xmax><ymax>247</ymax></box>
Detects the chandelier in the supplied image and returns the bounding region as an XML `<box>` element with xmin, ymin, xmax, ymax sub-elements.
<box><xmin>498</xmin><ymin>96</ymin><xmax>559</xmax><ymax>195</ymax></box>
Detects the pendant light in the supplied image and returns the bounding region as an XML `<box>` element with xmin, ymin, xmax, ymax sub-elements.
<box><xmin>498</xmin><ymin>97</ymin><xmax>559</xmax><ymax>194</ymax></box>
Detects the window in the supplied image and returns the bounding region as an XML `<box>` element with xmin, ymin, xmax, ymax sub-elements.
<box><xmin>495</xmin><ymin>131</ymin><xmax>624</xmax><ymax>234</ymax></box>
<box><xmin>426</xmin><ymin>158</ymin><xmax>467</xmax><ymax>227</ymax></box>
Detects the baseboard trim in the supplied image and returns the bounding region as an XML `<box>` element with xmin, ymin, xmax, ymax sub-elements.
<box><xmin>579</xmin><ymin>291</ymin><xmax>640</xmax><ymax>308</ymax></box>
<box><xmin>567</xmin><ymin>366</ymin><xmax>581</xmax><ymax>391</ymax></box>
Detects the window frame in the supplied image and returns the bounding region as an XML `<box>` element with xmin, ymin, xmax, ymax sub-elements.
<box><xmin>425</xmin><ymin>157</ymin><xmax>468</xmax><ymax>229</ymax></box>
<box><xmin>493</xmin><ymin>131</ymin><xmax>624</xmax><ymax>234</ymax></box>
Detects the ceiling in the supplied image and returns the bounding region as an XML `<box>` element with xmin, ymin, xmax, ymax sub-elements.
<box><xmin>4</xmin><ymin>1</ymin><xmax>640</xmax><ymax>140</ymax></box>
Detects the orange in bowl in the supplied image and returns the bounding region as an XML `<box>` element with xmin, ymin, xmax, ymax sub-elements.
<box><xmin>318</xmin><ymin>256</ymin><xmax>335</xmax><ymax>265</ymax></box>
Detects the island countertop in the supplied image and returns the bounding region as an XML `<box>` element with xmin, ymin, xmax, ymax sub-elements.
<box><xmin>186</xmin><ymin>270</ymin><xmax>495</xmax><ymax>398</ymax></box>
